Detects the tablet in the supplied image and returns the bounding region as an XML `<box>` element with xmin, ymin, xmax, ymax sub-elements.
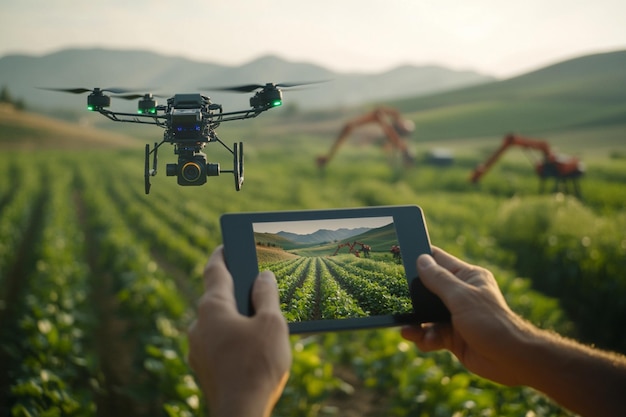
<box><xmin>220</xmin><ymin>205</ymin><xmax>449</xmax><ymax>333</ymax></box>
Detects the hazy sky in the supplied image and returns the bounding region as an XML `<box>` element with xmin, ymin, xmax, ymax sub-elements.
<box><xmin>1</xmin><ymin>0</ymin><xmax>625</xmax><ymax>78</ymax></box>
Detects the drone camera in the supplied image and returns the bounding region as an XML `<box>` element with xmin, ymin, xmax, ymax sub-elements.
<box><xmin>166</xmin><ymin>152</ymin><xmax>219</xmax><ymax>186</ymax></box>
<box><xmin>171</xmin><ymin>108</ymin><xmax>203</xmax><ymax>141</ymax></box>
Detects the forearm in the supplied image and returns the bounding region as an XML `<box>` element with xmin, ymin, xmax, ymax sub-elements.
<box><xmin>514</xmin><ymin>327</ymin><xmax>626</xmax><ymax>417</ymax></box>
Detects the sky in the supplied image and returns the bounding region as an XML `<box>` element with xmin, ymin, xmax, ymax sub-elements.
<box><xmin>1</xmin><ymin>0</ymin><xmax>625</xmax><ymax>78</ymax></box>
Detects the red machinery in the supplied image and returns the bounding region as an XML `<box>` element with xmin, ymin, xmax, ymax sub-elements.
<box><xmin>470</xmin><ymin>134</ymin><xmax>585</xmax><ymax>195</ymax></box>
<box><xmin>390</xmin><ymin>245</ymin><xmax>401</xmax><ymax>262</ymax></box>
<box><xmin>316</xmin><ymin>106</ymin><xmax>415</xmax><ymax>168</ymax></box>
<box><xmin>332</xmin><ymin>241</ymin><xmax>371</xmax><ymax>257</ymax></box>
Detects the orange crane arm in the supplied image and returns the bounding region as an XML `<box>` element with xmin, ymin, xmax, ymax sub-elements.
<box><xmin>470</xmin><ymin>134</ymin><xmax>555</xmax><ymax>183</ymax></box>
<box><xmin>317</xmin><ymin>107</ymin><xmax>414</xmax><ymax>167</ymax></box>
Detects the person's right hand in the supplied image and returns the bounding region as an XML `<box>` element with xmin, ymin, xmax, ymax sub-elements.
<box><xmin>401</xmin><ymin>246</ymin><xmax>534</xmax><ymax>386</ymax></box>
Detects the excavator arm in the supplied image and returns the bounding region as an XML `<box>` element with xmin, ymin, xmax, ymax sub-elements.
<box><xmin>316</xmin><ymin>106</ymin><xmax>415</xmax><ymax>168</ymax></box>
<box><xmin>470</xmin><ymin>133</ymin><xmax>584</xmax><ymax>196</ymax></box>
<box><xmin>470</xmin><ymin>134</ymin><xmax>553</xmax><ymax>183</ymax></box>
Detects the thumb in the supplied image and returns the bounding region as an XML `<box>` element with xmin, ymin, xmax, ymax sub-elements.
<box><xmin>417</xmin><ymin>254</ymin><xmax>467</xmax><ymax>307</ymax></box>
<box><xmin>251</xmin><ymin>270</ymin><xmax>281</xmax><ymax>314</ymax></box>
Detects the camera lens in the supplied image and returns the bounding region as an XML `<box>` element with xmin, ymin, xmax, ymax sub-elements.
<box><xmin>181</xmin><ymin>161</ymin><xmax>202</xmax><ymax>182</ymax></box>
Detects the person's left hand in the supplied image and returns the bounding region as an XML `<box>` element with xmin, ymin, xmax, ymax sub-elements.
<box><xmin>188</xmin><ymin>245</ymin><xmax>292</xmax><ymax>417</ymax></box>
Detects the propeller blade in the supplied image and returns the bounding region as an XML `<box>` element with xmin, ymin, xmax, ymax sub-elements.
<box><xmin>38</xmin><ymin>87</ymin><xmax>93</xmax><ymax>94</ymax></box>
<box><xmin>199</xmin><ymin>84</ymin><xmax>265</xmax><ymax>93</ymax></box>
<box><xmin>104</xmin><ymin>87</ymin><xmax>137</xmax><ymax>94</ymax></box>
<box><xmin>275</xmin><ymin>80</ymin><xmax>329</xmax><ymax>89</ymax></box>
<box><xmin>116</xmin><ymin>94</ymin><xmax>146</xmax><ymax>100</ymax></box>
<box><xmin>199</xmin><ymin>80</ymin><xmax>328</xmax><ymax>93</ymax></box>
<box><xmin>38</xmin><ymin>87</ymin><xmax>142</xmax><ymax>95</ymax></box>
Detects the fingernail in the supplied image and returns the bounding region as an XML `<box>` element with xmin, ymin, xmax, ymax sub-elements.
<box><xmin>258</xmin><ymin>271</ymin><xmax>276</xmax><ymax>284</ymax></box>
<box><xmin>418</xmin><ymin>254</ymin><xmax>435</xmax><ymax>268</ymax></box>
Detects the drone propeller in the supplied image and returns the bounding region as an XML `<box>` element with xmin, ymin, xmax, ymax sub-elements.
<box><xmin>38</xmin><ymin>87</ymin><xmax>137</xmax><ymax>95</ymax></box>
<box><xmin>115</xmin><ymin>93</ymin><xmax>165</xmax><ymax>100</ymax></box>
<box><xmin>199</xmin><ymin>80</ymin><xmax>327</xmax><ymax>93</ymax></box>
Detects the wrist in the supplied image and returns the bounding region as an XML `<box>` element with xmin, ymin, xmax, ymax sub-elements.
<box><xmin>208</xmin><ymin>375</ymin><xmax>287</xmax><ymax>417</ymax></box>
<box><xmin>210</xmin><ymin>391</ymin><xmax>275</xmax><ymax>417</ymax></box>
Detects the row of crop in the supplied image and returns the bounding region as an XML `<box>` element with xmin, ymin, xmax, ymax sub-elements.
<box><xmin>315</xmin><ymin>257</ymin><xmax>366</xmax><ymax>319</ymax></box>
<box><xmin>0</xmin><ymin>155</ymin><xmax>41</xmax><ymax>302</ymax></box>
<box><xmin>111</xmin><ymin>156</ymin><xmax>222</xmax><ymax>250</ymax></box>
<box><xmin>265</xmin><ymin>257</ymin><xmax>371</xmax><ymax>321</ymax></box>
<box><xmin>259</xmin><ymin>256</ymin><xmax>307</xmax><ymax>282</ymax></box>
<box><xmin>323</xmin><ymin>257</ymin><xmax>412</xmax><ymax>316</ymax></box>
<box><xmin>102</xmin><ymin>168</ymin><xmax>208</xmax><ymax>283</ymax></box>
<box><xmin>6</xmin><ymin>161</ymin><xmax>96</xmax><ymax>416</ymax></box>
<box><xmin>264</xmin><ymin>256</ymin><xmax>413</xmax><ymax>320</ymax></box>
<box><xmin>264</xmin><ymin>257</ymin><xmax>310</xmax><ymax>307</ymax></box>
<box><xmin>336</xmin><ymin>255</ymin><xmax>410</xmax><ymax>298</ymax></box>
<box><xmin>279</xmin><ymin>258</ymin><xmax>317</xmax><ymax>322</ymax></box>
<box><xmin>74</xmin><ymin>160</ymin><xmax>201</xmax><ymax>416</ymax></box>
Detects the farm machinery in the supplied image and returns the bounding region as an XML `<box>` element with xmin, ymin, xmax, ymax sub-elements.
<box><xmin>332</xmin><ymin>241</ymin><xmax>371</xmax><ymax>258</ymax></box>
<box><xmin>316</xmin><ymin>106</ymin><xmax>416</xmax><ymax>168</ymax></box>
<box><xmin>470</xmin><ymin>134</ymin><xmax>585</xmax><ymax>196</ymax></box>
<box><xmin>390</xmin><ymin>245</ymin><xmax>401</xmax><ymax>262</ymax></box>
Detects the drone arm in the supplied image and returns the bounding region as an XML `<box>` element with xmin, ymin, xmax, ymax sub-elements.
<box><xmin>97</xmin><ymin>109</ymin><xmax>168</xmax><ymax>127</ymax></box>
<box><xmin>207</xmin><ymin>106</ymin><xmax>272</xmax><ymax>123</ymax></box>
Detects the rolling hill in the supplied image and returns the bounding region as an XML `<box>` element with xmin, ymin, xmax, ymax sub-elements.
<box><xmin>389</xmin><ymin>50</ymin><xmax>626</xmax><ymax>140</ymax></box>
<box><xmin>0</xmin><ymin>103</ymin><xmax>137</xmax><ymax>149</ymax></box>
<box><xmin>256</xmin><ymin>223</ymin><xmax>397</xmax><ymax>254</ymax></box>
<box><xmin>276</xmin><ymin>227</ymin><xmax>371</xmax><ymax>245</ymax></box>
<box><xmin>0</xmin><ymin>48</ymin><xmax>493</xmax><ymax>113</ymax></box>
<box><xmin>1</xmin><ymin>49</ymin><xmax>624</xmax><ymax>156</ymax></box>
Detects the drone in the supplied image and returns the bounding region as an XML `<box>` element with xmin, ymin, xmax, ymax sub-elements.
<box><xmin>41</xmin><ymin>82</ymin><xmax>314</xmax><ymax>194</ymax></box>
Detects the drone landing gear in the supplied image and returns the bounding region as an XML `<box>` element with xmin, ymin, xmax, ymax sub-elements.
<box><xmin>145</xmin><ymin>142</ymin><xmax>158</xmax><ymax>194</ymax></box>
<box><xmin>233</xmin><ymin>141</ymin><xmax>244</xmax><ymax>191</ymax></box>
<box><xmin>144</xmin><ymin>140</ymin><xmax>244</xmax><ymax>194</ymax></box>
<box><xmin>219</xmin><ymin>141</ymin><xmax>244</xmax><ymax>191</ymax></box>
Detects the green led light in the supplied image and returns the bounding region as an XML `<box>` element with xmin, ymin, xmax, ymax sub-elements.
<box><xmin>272</xmin><ymin>100</ymin><xmax>282</xmax><ymax>107</ymax></box>
<box><xmin>87</xmin><ymin>106</ymin><xmax>94</xmax><ymax>111</ymax></box>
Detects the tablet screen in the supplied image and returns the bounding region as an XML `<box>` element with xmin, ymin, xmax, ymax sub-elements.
<box><xmin>252</xmin><ymin>216</ymin><xmax>413</xmax><ymax>322</ymax></box>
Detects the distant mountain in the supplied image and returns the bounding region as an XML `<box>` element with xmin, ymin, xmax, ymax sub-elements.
<box><xmin>0</xmin><ymin>48</ymin><xmax>494</xmax><ymax>113</ymax></box>
<box><xmin>277</xmin><ymin>227</ymin><xmax>371</xmax><ymax>245</ymax></box>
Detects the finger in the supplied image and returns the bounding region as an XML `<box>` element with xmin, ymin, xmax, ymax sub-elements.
<box><xmin>251</xmin><ymin>270</ymin><xmax>281</xmax><ymax>314</ymax></box>
<box><xmin>417</xmin><ymin>253</ymin><xmax>470</xmax><ymax>305</ymax></box>
<box><xmin>400</xmin><ymin>323</ymin><xmax>449</xmax><ymax>352</ymax></box>
<box><xmin>202</xmin><ymin>245</ymin><xmax>236</xmax><ymax>304</ymax></box>
<box><xmin>430</xmin><ymin>246</ymin><xmax>472</xmax><ymax>274</ymax></box>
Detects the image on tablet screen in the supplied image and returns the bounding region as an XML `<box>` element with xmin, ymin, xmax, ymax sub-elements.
<box><xmin>253</xmin><ymin>216</ymin><xmax>412</xmax><ymax>322</ymax></box>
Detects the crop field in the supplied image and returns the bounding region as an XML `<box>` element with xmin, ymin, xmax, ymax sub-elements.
<box><xmin>260</xmin><ymin>255</ymin><xmax>412</xmax><ymax>321</ymax></box>
<box><xmin>0</xmin><ymin>106</ymin><xmax>625</xmax><ymax>416</ymax></box>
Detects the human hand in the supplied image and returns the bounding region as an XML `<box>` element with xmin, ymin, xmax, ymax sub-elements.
<box><xmin>188</xmin><ymin>246</ymin><xmax>292</xmax><ymax>417</ymax></box>
<box><xmin>401</xmin><ymin>246</ymin><xmax>534</xmax><ymax>386</ymax></box>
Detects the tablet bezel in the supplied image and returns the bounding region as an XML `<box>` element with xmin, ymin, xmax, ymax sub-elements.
<box><xmin>220</xmin><ymin>205</ymin><xmax>449</xmax><ymax>333</ymax></box>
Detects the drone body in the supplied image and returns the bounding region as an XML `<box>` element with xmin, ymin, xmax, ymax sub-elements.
<box><xmin>40</xmin><ymin>82</ymin><xmax>306</xmax><ymax>194</ymax></box>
